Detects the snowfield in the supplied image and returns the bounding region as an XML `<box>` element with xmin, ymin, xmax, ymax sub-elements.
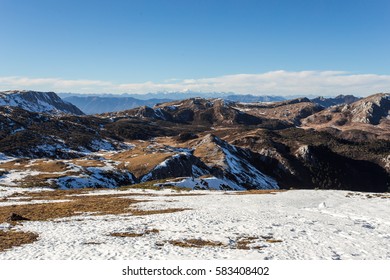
<box><xmin>0</xmin><ymin>189</ymin><xmax>389</xmax><ymax>260</ymax></box>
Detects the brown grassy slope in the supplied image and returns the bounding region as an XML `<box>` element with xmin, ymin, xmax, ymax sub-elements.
<box><xmin>0</xmin><ymin>230</ymin><xmax>39</xmax><ymax>252</ymax></box>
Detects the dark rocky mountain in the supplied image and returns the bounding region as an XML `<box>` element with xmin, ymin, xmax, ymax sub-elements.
<box><xmin>0</xmin><ymin>93</ymin><xmax>389</xmax><ymax>191</ymax></box>
<box><xmin>0</xmin><ymin>106</ymin><xmax>124</xmax><ymax>158</ymax></box>
<box><xmin>0</xmin><ymin>90</ymin><xmax>84</xmax><ymax>115</ymax></box>
<box><xmin>311</xmin><ymin>95</ymin><xmax>360</xmax><ymax>108</ymax></box>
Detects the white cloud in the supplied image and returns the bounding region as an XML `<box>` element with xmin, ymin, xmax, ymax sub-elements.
<box><xmin>0</xmin><ymin>76</ymin><xmax>112</xmax><ymax>92</ymax></box>
<box><xmin>1</xmin><ymin>70</ymin><xmax>390</xmax><ymax>96</ymax></box>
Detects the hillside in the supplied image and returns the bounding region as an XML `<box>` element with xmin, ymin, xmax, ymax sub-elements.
<box><xmin>302</xmin><ymin>93</ymin><xmax>390</xmax><ymax>140</ymax></box>
<box><xmin>0</xmin><ymin>90</ymin><xmax>84</xmax><ymax>115</ymax></box>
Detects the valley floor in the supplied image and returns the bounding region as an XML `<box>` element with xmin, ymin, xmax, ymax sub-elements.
<box><xmin>0</xmin><ymin>188</ymin><xmax>389</xmax><ymax>260</ymax></box>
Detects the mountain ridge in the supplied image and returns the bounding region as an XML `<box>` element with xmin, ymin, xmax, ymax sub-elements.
<box><xmin>0</xmin><ymin>90</ymin><xmax>84</xmax><ymax>115</ymax></box>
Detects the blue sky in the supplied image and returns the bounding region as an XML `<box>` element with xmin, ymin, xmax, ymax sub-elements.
<box><xmin>0</xmin><ymin>0</ymin><xmax>389</xmax><ymax>95</ymax></box>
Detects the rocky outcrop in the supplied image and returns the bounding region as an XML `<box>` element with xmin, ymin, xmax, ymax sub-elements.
<box><xmin>346</xmin><ymin>93</ymin><xmax>390</xmax><ymax>125</ymax></box>
<box><xmin>192</xmin><ymin>134</ymin><xmax>280</xmax><ymax>189</ymax></box>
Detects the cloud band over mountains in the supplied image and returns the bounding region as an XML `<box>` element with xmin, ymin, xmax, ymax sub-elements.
<box><xmin>1</xmin><ymin>70</ymin><xmax>389</xmax><ymax>96</ymax></box>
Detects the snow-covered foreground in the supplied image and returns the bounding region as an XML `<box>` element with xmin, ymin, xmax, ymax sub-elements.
<box><xmin>0</xmin><ymin>189</ymin><xmax>389</xmax><ymax>260</ymax></box>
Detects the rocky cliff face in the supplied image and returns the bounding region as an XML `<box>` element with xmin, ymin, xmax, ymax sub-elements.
<box><xmin>346</xmin><ymin>93</ymin><xmax>390</xmax><ymax>125</ymax></box>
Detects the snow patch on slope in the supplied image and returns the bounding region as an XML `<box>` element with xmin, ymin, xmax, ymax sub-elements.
<box><xmin>0</xmin><ymin>170</ymin><xmax>41</xmax><ymax>187</ymax></box>
<box><xmin>220</xmin><ymin>143</ymin><xmax>279</xmax><ymax>189</ymax></box>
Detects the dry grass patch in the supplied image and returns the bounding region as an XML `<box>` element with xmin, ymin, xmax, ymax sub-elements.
<box><xmin>236</xmin><ymin>236</ymin><xmax>259</xmax><ymax>250</ymax></box>
<box><xmin>18</xmin><ymin>172</ymin><xmax>80</xmax><ymax>188</ymax></box>
<box><xmin>375</xmin><ymin>194</ymin><xmax>390</xmax><ymax>199</ymax></box>
<box><xmin>28</xmin><ymin>160</ymin><xmax>69</xmax><ymax>173</ymax></box>
<box><xmin>165</xmin><ymin>193</ymin><xmax>205</xmax><ymax>197</ymax></box>
<box><xmin>168</xmin><ymin>238</ymin><xmax>224</xmax><ymax>248</ymax></box>
<box><xmin>0</xmin><ymin>230</ymin><xmax>39</xmax><ymax>252</ymax></box>
<box><xmin>71</xmin><ymin>159</ymin><xmax>106</xmax><ymax>167</ymax></box>
<box><xmin>234</xmin><ymin>189</ymin><xmax>287</xmax><ymax>195</ymax></box>
<box><xmin>119</xmin><ymin>180</ymin><xmax>192</xmax><ymax>193</ymax></box>
<box><xmin>233</xmin><ymin>235</ymin><xmax>276</xmax><ymax>250</ymax></box>
<box><xmin>110</xmin><ymin>228</ymin><xmax>159</xmax><ymax>238</ymax></box>
<box><xmin>107</xmin><ymin>142</ymin><xmax>175</xmax><ymax>177</ymax></box>
<box><xmin>0</xmin><ymin>159</ymin><xmax>69</xmax><ymax>173</ymax></box>
<box><xmin>4</xmin><ymin>189</ymin><xmax>90</xmax><ymax>201</ymax></box>
<box><xmin>2</xmin><ymin>188</ymin><xmax>159</xmax><ymax>204</ymax></box>
<box><xmin>154</xmin><ymin>136</ymin><xmax>188</xmax><ymax>148</ymax></box>
<box><xmin>167</xmin><ymin>235</ymin><xmax>282</xmax><ymax>250</ymax></box>
<box><xmin>131</xmin><ymin>208</ymin><xmax>191</xmax><ymax>216</ymax></box>
<box><xmin>0</xmin><ymin>159</ymin><xmax>32</xmax><ymax>171</ymax></box>
<box><xmin>265</xmin><ymin>239</ymin><xmax>283</xmax><ymax>243</ymax></box>
<box><xmin>122</xmin><ymin>153</ymin><xmax>174</xmax><ymax>177</ymax></box>
<box><xmin>0</xmin><ymin>188</ymin><xmax>191</xmax><ymax>223</ymax></box>
<box><xmin>106</xmin><ymin>150</ymin><xmax>139</xmax><ymax>162</ymax></box>
<box><xmin>110</xmin><ymin>232</ymin><xmax>143</xmax><ymax>237</ymax></box>
<box><xmin>83</xmin><ymin>241</ymin><xmax>104</xmax><ymax>245</ymax></box>
<box><xmin>193</xmin><ymin>141</ymin><xmax>225</xmax><ymax>167</ymax></box>
<box><xmin>0</xmin><ymin>195</ymin><xmax>140</xmax><ymax>223</ymax></box>
<box><xmin>119</xmin><ymin>182</ymin><xmax>163</xmax><ymax>191</ymax></box>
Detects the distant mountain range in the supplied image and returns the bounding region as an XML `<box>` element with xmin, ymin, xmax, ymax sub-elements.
<box><xmin>63</xmin><ymin>96</ymin><xmax>172</xmax><ymax>114</ymax></box>
<box><xmin>58</xmin><ymin>91</ymin><xmax>286</xmax><ymax>100</ymax></box>
<box><xmin>62</xmin><ymin>94</ymin><xmax>287</xmax><ymax>114</ymax></box>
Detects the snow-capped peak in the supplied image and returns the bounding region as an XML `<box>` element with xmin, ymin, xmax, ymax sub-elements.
<box><xmin>0</xmin><ymin>90</ymin><xmax>84</xmax><ymax>115</ymax></box>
